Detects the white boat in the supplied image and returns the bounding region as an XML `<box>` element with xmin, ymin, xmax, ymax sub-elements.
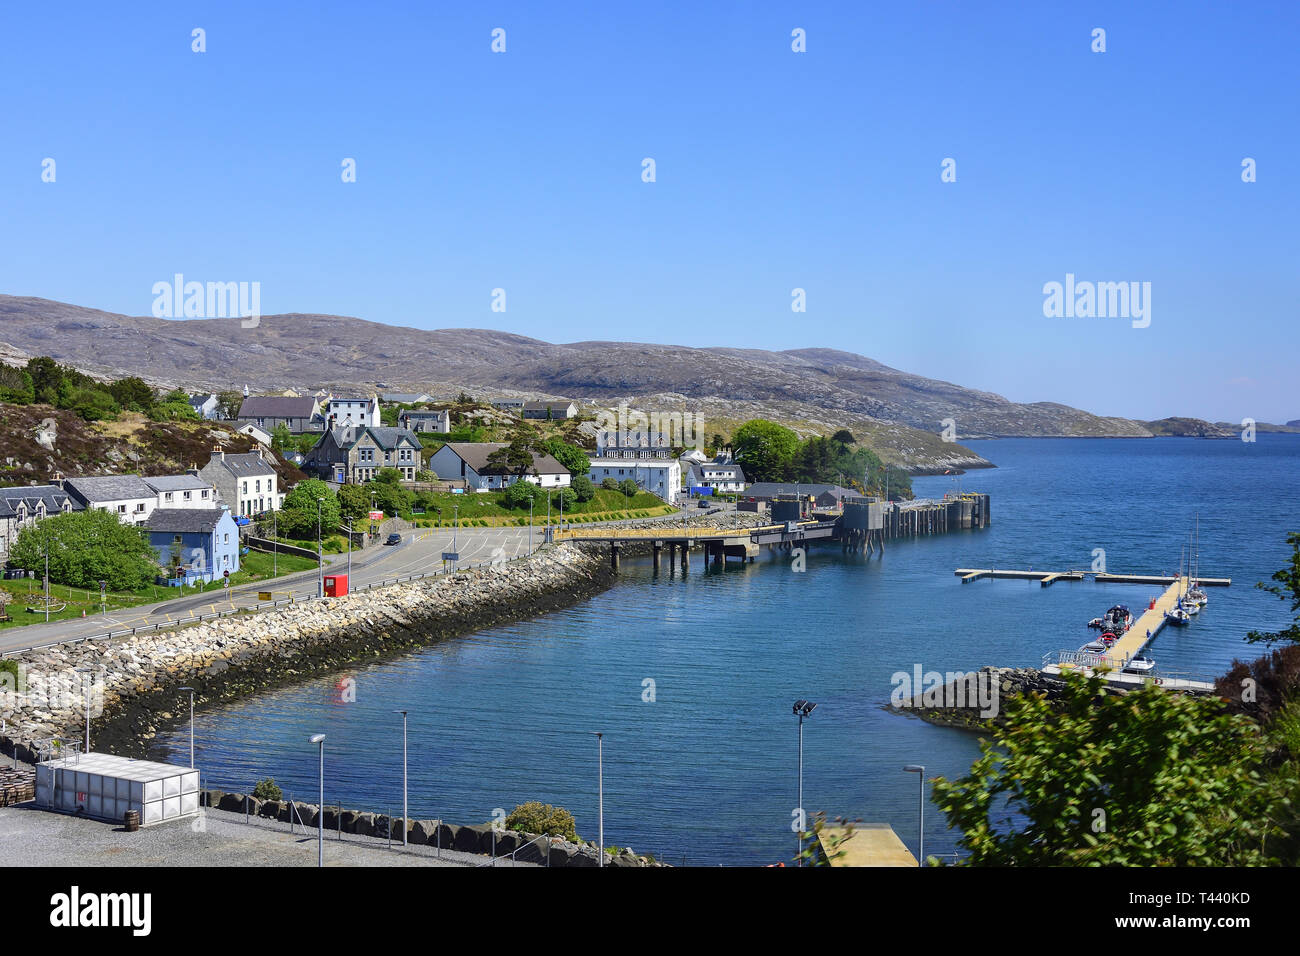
<box><xmin>1081</xmin><ymin>639</ymin><xmax>1108</xmax><ymax>653</ymax></box>
<box><xmin>1123</xmin><ymin>656</ymin><xmax>1157</xmax><ymax>674</ymax></box>
<box><xmin>1165</xmin><ymin>606</ymin><xmax>1192</xmax><ymax>625</ymax></box>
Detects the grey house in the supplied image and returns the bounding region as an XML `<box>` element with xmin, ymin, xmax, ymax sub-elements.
<box><xmin>236</xmin><ymin>395</ymin><xmax>324</xmax><ymax>432</ymax></box>
<box><xmin>302</xmin><ymin>426</ymin><xmax>423</xmax><ymax>484</ymax></box>
<box><xmin>0</xmin><ymin>484</ymin><xmax>78</xmax><ymax>559</ymax></box>
<box><xmin>398</xmin><ymin>409</ymin><xmax>451</xmax><ymax>433</ymax></box>
<box><xmin>521</xmin><ymin>401</ymin><xmax>578</xmax><ymax>420</ymax></box>
<box><xmin>198</xmin><ymin>448</ymin><xmax>283</xmax><ymax>517</ymax></box>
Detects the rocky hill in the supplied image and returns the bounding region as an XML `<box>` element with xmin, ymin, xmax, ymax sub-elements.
<box><xmin>0</xmin><ymin>403</ymin><xmax>305</xmax><ymax>488</ymax></box>
<box><xmin>0</xmin><ymin>294</ymin><xmax>1171</xmax><ymax>472</ymax></box>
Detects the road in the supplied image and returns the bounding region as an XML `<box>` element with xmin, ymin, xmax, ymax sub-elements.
<box><xmin>0</xmin><ymin>506</ymin><xmax>723</xmax><ymax>655</ymax></box>
<box><xmin>0</xmin><ymin>526</ymin><xmax>537</xmax><ymax>655</ymax></box>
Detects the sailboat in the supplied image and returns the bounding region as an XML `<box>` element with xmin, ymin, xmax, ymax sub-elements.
<box><xmin>1165</xmin><ymin>542</ymin><xmax>1193</xmax><ymax>626</ymax></box>
<box><xmin>1186</xmin><ymin>515</ymin><xmax>1208</xmax><ymax>608</ymax></box>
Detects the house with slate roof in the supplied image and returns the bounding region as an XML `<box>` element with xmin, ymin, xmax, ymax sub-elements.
<box><xmin>60</xmin><ymin>475</ymin><xmax>160</xmax><ymax>526</ymax></box>
<box><xmin>0</xmin><ymin>484</ymin><xmax>78</xmax><ymax>560</ymax></box>
<box><xmin>198</xmin><ymin>447</ymin><xmax>284</xmax><ymax>517</ymax></box>
<box><xmin>302</xmin><ymin>426</ymin><xmax>423</xmax><ymax>484</ymax></box>
<box><xmin>429</xmin><ymin>442</ymin><xmax>570</xmax><ymax>491</ymax></box>
<box><xmin>146</xmin><ymin>507</ymin><xmax>240</xmax><ymax>584</ymax></box>
<box><xmin>237</xmin><ymin>395</ymin><xmax>324</xmax><ymax>432</ymax></box>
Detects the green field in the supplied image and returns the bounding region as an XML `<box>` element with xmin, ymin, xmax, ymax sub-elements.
<box><xmin>0</xmin><ymin>550</ymin><xmax>317</xmax><ymax>631</ymax></box>
<box><xmin>408</xmin><ymin>488</ymin><xmax>676</xmax><ymax>527</ymax></box>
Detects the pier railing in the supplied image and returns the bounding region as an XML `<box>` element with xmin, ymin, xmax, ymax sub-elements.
<box><xmin>1042</xmin><ymin>651</ymin><xmax>1221</xmax><ymax>689</ymax></box>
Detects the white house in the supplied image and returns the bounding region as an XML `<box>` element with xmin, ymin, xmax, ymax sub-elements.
<box><xmin>188</xmin><ymin>393</ymin><xmax>222</xmax><ymax>420</ymax></box>
<box><xmin>398</xmin><ymin>409</ymin><xmax>451</xmax><ymax>433</ymax></box>
<box><xmin>143</xmin><ymin>475</ymin><xmax>219</xmax><ymax>510</ymax></box>
<box><xmin>198</xmin><ymin>448</ymin><xmax>284</xmax><ymax>517</ymax></box>
<box><xmin>589</xmin><ymin>457</ymin><xmax>682</xmax><ymax>503</ymax></box>
<box><xmin>231</xmin><ymin>420</ymin><xmax>274</xmax><ymax>446</ymax></box>
<box><xmin>60</xmin><ymin>476</ymin><xmax>161</xmax><ymax>526</ymax></box>
<box><xmin>430</xmin><ymin>442</ymin><xmax>571</xmax><ymax>491</ymax></box>
<box><xmin>0</xmin><ymin>485</ymin><xmax>78</xmax><ymax>560</ymax></box>
<box><xmin>695</xmin><ymin>460</ymin><xmax>747</xmax><ymax>493</ymax></box>
<box><xmin>326</xmin><ymin>395</ymin><xmax>381</xmax><ymax>429</ymax></box>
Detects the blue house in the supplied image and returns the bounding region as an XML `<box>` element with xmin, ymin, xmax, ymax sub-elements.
<box><xmin>146</xmin><ymin>508</ymin><xmax>240</xmax><ymax>585</ymax></box>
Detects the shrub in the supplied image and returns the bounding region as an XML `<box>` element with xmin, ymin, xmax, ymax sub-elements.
<box><xmin>504</xmin><ymin>802</ymin><xmax>579</xmax><ymax>841</ymax></box>
<box><xmin>618</xmin><ymin>479</ymin><xmax>638</xmax><ymax>498</ymax></box>
<box><xmin>252</xmin><ymin>778</ymin><xmax>283</xmax><ymax>801</ymax></box>
<box><xmin>600</xmin><ymin>477</ymin><xmax>619</xmax><ymax>491</ymax></box>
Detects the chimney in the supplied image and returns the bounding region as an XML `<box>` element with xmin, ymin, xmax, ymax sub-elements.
<box><xmin>212</xmin><ymin>443</ymin><xmax>225</xmax><ymax>461</ymax></box>
<box><xmin>256</xmin><ymin>446</ymin><xmax>264</xmax><ymax>460</ymax></box>
<box><xmin>51</xmin><ymin>471</ymin><xmax>64</xmax><ymax>489</ymax></box>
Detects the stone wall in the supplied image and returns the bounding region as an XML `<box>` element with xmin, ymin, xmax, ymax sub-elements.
<box><xmin>0</xmin><ymin>544</ymin><xmax>612</xmax><ymax>761</ymax></box>
<box><xmin>198</xmin><ymin>790</ymin><xmax>664</xmax><ymax>868</ymax></box>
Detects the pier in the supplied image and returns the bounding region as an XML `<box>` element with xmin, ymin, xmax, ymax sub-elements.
<box><xmin>955</xmin><ymin>568</ymin><xmax>1086</xmax><ymax>586</ymax></box>
<box><xmin>552</xmin><ymin>493</ymin><xmax>991</xmax><ymax>570</ymax></box>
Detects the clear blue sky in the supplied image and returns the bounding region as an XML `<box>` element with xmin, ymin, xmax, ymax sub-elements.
<box><xmin>2</xmin><ymin>2</ymin><xmax>1297</xmax><ymax>422</ymax></box>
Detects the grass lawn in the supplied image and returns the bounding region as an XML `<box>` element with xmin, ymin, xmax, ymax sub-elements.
<box><xmin>0</xmin><ymin>550</ymin><xmax>317</xmax><ymax>631</ymax></box>
<box><xmin>408</xmin><ymin>488</ymin><xmax>677</xmax><ymax>527</ymax></box>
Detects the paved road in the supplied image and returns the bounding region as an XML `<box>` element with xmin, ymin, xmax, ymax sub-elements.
<box><xmin>0</xmin><ymin>507</ymin><xmax>721</xmax><ymax>655</ymax></box>
<box><xmin>0</xmin><ymin>527</ymin><xmax>537</xmax><ymax>655</ymax></box>
<box><xmin>0</xmin><ymin>803</ymin><xmax>527</xmax><ymax>867</ymax></box>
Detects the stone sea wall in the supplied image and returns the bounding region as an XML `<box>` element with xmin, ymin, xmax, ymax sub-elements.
<box><xmin>0</xmin><ymin>544</ymin><xmax>612</xmax><ymax>761</ymax></box>
<box><xmin>198</xmin><ymin>790</ymin><xmax>665</xmax><ymax>867</ymax></box>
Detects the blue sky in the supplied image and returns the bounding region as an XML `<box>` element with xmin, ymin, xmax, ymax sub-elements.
<box><xmin>2</xmin><ymin>2</ymin><xmax>1297</xmax><ymax>422</ymax></box>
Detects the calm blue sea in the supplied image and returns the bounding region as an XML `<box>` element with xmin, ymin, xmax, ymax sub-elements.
<box><xmin>153</xmin><ymin>436</ymin><xmax>1300</xmax><ymax>865</ymax></box>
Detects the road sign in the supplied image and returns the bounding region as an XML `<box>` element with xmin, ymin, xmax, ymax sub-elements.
<box><xmin>368</xmin><ymin>510</ymin><xmax>384</xmax><ymax>521</ymax></box>
<box><xmin>441</xmin><ymin>552</ymin><xmax>460</xmax><ymax>561</ymax></box>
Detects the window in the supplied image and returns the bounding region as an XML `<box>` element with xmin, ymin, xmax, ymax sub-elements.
<box><xmin>183</xmin><ymin>491</ymin><xmax>192</xmax><ymax>501</ymax></box>
<box><xmin>201</xmin><ymin>489</ymin><xmax>209</xmax><ymax>499</ymax></box>
<box><xmin>241</xmin><ymin>481</ymin><xmax>248</xmax><ymax>494</ymax></box>
<box><xmin>255</xmin><ymin>480</ymin><xmax>261</xmax><ymax>493</ymax></box>
<box><xmin>118</xmin><ymin>505</ymin><xmax>127</xmax><ymax>514</ymax></box>
<box><xmin>224</xmin><ymin>533</ymin><xmax>229</xmax><ymax>544</ymax></box>
<box><xmin>164</xmin><ymin>492</ymin><xmax>173</xmax><ymax>502</ymax></box>
<box><xmin>135</xmin><ymin>503</ymin><xmax>146</xmax><ymax>513</ymax></box>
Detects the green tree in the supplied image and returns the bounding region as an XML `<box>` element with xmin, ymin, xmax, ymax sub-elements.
<box><xmin>337</xmin><ymin>484</ymin><xmax>372</xmax><ymax>522</ymax></box>
<box><xmin>601</xmin><ymin>477</ymin><xmax>619</xmax><ymax>491</ymax></box>
<box><xmin>278</xmin><ymin>479</ymin><xmax>340</xmax><ymax>539</ymax></box>
<box><xmin>538</xmin><ymin>438</ymin><xmax>590</xmax><ymax>477</ymax></box>
<box><xmin>571</xmin><ymin>474</ymin><xmax>595</xmax><ymax>502</ymax></box>
<box><xmin>1246</xmin><ymin>531</ymin><xmax>1300</xmax><ymax>646</ymax></box>
<box><xmin>931</xmin><ymin>671</ymin><xmax>1279</xmax><ymax>865</ymax></box>
<box><xmin>374</xmin><ymin>467</ymin><xmax>404</xmax><ymax>485</ymax></box>
<box><xmin>25</xmin><ymin>357</ymin><xmax>65</xmax><ymax>405</ymax></box>
<box><xmin>618</xmin><ymin>478</ymin><xmax>639</xmax><ymax>498</ymax></box>
<box><xmin>503</xmin><ymin>479</ymin><xmax>543</xmax><ymax>510</ymax></box>
<box><xmin>107</xmin><ymin>376</ymin><xmax>155</xmax><ymax>412</ymax></box>
<box><xmin>486</xmin><ymin>435</ymin><xmax>537</xmax><ymax>479</ymax></box>
<box><xmin>216</xmin><ymin>390</ymin><xmax>245</xmax><ymax>420</ymax></box>
<box><xmin>270</xmin><ymin>423</ymin><xmax>294</xmax><ymax>454</ymax></box>
<box><xmin>550</xmin><ymin>486</ymin><xmax>577</xmax><ymax>512</ymax></box>
<box><xmin>366</xmin><ymin>478</ymin><xmax>414</xmax><ymax>517</ymax></box>
<box><xmin>733</xmin><ymin>419</ymin><xmax>800</xmax><ymax>483</ymax></box>
<box><xmin>8</xmin><ymin>510</ymin><xmax>160</xmax><ymax>591</ymax></box>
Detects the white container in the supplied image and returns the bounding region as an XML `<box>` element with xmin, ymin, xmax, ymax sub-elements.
<box><xmin>34</xmin><ymin>752</ymin><xmax>200</xmax><ymax>827</ymax></box>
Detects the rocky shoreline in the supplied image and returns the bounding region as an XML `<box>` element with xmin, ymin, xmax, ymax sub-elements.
<box><xmin>0</xmin><ymin>544</ymin><xmax>613</xmax><ymax>763</ymax></box>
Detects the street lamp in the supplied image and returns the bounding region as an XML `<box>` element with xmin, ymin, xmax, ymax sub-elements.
<box><xmin>528</xmin><ymin>497</ymin><xmax>533</xmax><ymax>553</ymax></box>
<box><xmin>99</xmin><ymin>579</ymin><xmax>106</xmax><ymax>617</ymax></box>
<box><xmin>394</xmin><ymin>710</ymin><xmax>408</xmax><ymax>847</ymax></box>
<box><xmin>592</xmin><ymin>732</ymin><xmax>604</xmax><ymax>868</ymax></box>
<box><xmin>179</xmin><ymin>686</ymin><xmax>195</xmax><ymax>768</ymax></box>
<box><xmin>316</xmin><ymin>497</ymin><xmax>325</xmax><ymax>598</ymax></box>
<box><xmin>309</xmin><ymin>733</ymin><xmax>326</xmax><ymax>867</ymax></box>
<box><xmin>272</xmin><ymin>508</ymin><xmax>278</xmax><ymax>577</ymax></box>
<box><xmin>903</xmin><ymin>765</ymin><xmax>926</xmax><ymax>866</ymax></box>
<box><xmin>792</xmin><ymin>699</ymin><xmax>816</xmax><ymax>866</ymax></box>
<box><xmin>345</xmin><ymin>519</ymin><xmax>353</xmax><ymax>584</ymax></box>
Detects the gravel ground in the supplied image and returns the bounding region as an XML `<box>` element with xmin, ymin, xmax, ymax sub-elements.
<box><xmin>0</xmin><ymin>804</ymin><xmax>539</xmax><ymax>867</ymax></box>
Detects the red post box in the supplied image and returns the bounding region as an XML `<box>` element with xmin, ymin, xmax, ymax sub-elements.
<box><xmin>323</xmin><ymin>574</ymin><xmax>349</xmax><ymax>597</ymax></box>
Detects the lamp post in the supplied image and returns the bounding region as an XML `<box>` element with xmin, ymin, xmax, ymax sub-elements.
<box><xmin>903</xmin><ymin>765</ymin><xmax>926</xmax><ymax>866</ymax></box>
<box><xmin>99</xmin><ymin>579</ymin><xmax>106</xmax><ymax>617</ymax></box>
<box><xmin>310</xmin><ymin>733</ymin><xmax>326</xmax><ymax>867</ymax></box>
<box><xmin>592</xmin><ymin>732</ymin><xmax>604</xmax><ymax>868</ymax></box>
<box><xmin>528</xmin><ymin>497</ymin><xmax>533</xmax><ymax>553</ymax></box>
<box><xmin>394</xmin><ymin>710</ymin><xmax>408</xmax><ymax>846</ymax></box>
<box><xmin>792</xmin><ymin>699</ymin><xmax>816</xmax><ymax>866</ymax></box>
<box><xmin>272</xmin><ymin>508</ymin><xmax>277</xmax><ymax>577</ymax></box>
<box><xmin>179</xmin><ymin>686</ymin><xmax>195</xmax><ymax>768</ymax></box>
<box><xmin>345</xmin><ymin>519</ymin><xmax>353</xmax><ymax>583</ymax></box>
<box><xmin>316</xmin><ymin>497</ymin><xmax>325</xmax><ymax>598</ymax></box>
<box><xmin>43</xmin><ymin>533</ymin><xmax>50</xmax><ymax>623</ymax></box>
<box><xmin>452</xmin><ymin>504</ymin><xmax>458</xmax><ymax>566</ymax></box>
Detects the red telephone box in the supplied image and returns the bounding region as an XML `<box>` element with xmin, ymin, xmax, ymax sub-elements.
<box><xmin>323</xmin><ymin>574</ymin><xmax>349</xmax><ymax>597</ymax></box>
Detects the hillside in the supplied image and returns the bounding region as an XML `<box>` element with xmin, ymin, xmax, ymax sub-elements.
<box><xmin>0</xmin><ymin>294</ymin><xmax>1171</xmax><ymax>472</ymax></box>
<box><xmin>0</xmin><ymin>404</ymin><xmax>305</xmax><ymax>487</ymax></box>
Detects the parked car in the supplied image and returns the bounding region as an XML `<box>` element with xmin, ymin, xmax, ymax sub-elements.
<box><xmin>385</xmin><ymin>533</ymin><xmax>402</xmax><ymax>546</ymax></box>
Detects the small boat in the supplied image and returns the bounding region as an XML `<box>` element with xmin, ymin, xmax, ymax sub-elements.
<box><xmin>1123</xmin><ymin>656</ymin><xmax>1157</xmax><ymax>674</ymax></box>
<box><xmin>1081</xmin><ymin>639</ymin><xmax>1107</xmax><ymax>653</ymax></box>
<box><xmin>1087</xmin><ymin>617</ymin><xmax>1104</xmax><ymax>629</ymax></box>
<box><xmin>1165</xmin><ymin>606</ymin><xmax>1192</xmax><ymax>625</ymax></box>
<box><xmin>1098</xmin><ymin>605</ymin><xmax>1134</xmax><ymax>634</ymax></box>
<box><xmin>1100</xmin><ymin>632</ymin><xmax>1118</xmax><ymax>646</ymax></box>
